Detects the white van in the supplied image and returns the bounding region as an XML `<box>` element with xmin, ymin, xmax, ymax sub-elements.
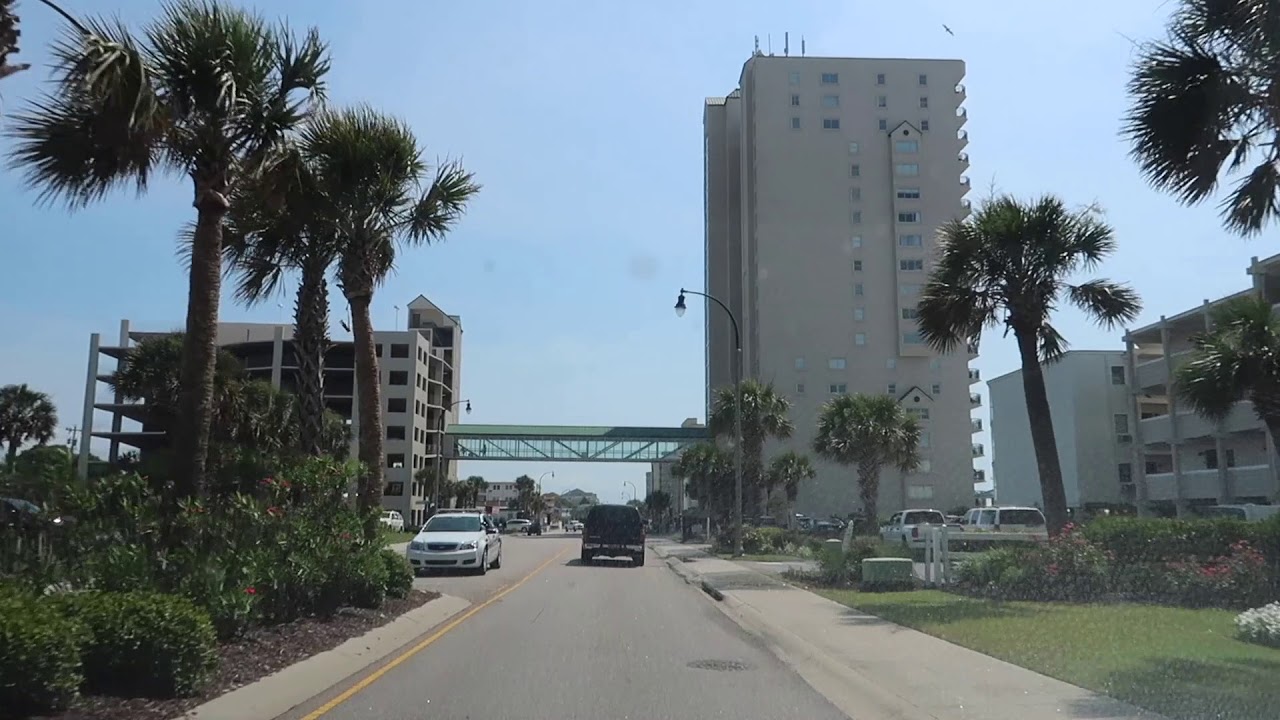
<box><xmin>962</xmin><ymin>506</ymin><xmax>1047</xmax><ymax>534</ymax></box>
<box><xmin>1198</xmin><ymin>504</ymin><xmax>1280</xmax><ymax>523</ymax></box>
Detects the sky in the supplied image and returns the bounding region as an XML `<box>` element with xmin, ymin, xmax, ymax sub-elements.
<box><xmin>0</xmin><ymin>0</ymin><xmax>1266</xmax><ymax>503</ymax></box>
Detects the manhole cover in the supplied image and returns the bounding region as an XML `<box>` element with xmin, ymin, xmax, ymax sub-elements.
<box><xmin>687</xmin><ymin>659</ymin><xmax>752</xmax><ymax>672</ymax></box>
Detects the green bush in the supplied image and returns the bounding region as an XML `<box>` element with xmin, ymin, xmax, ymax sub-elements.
<box><xmin>54</xmin><ymin>591</ymin><xmax>217</xmax><ymax>698</ymax></box>
<box><xmin>343</xmin><ymin>547</ymin><xmax>389</xmax><ymax>609</ymax></box>
<box><xmin>1082</xmin><ymin>516</ymin><xmax>1254</xmax><ymax>564</ymax></box>
<box><xmin>0</xmin><ymin>586</ymin><xmax>87</xmax><ymax>714</ymax></box>
<box><xmin>380</xmin><ymin>549</ymin><xmax>415</xmax><ymax>600</ymax></box>
<box><xmin>813</xmin><ymin>536</ymin><xmax>902</xmax><ymax>586</ymax></box>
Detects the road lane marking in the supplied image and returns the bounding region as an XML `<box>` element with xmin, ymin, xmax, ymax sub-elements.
<box><xmin>300</xmin><ymin>546</ymin><xmax>570</xmax><ymax>719</ymax></box>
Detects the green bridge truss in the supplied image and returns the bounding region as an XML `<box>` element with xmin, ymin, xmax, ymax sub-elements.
<box><xmin>445</xmin><ymin>424</ymin><xmax>710</xmax><ymax>462</ymax></box>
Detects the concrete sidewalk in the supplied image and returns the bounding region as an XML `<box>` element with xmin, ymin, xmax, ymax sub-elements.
<box><xmin>649</xmin><ymin>540</ymin><xmax>1163</xmax><ymax>720</ymax></box>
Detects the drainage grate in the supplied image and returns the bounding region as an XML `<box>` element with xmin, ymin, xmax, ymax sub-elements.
<box><xmin>687</xmin><ymin>659</ymin><xmax>752</xmax><ymax>672</ymax></box>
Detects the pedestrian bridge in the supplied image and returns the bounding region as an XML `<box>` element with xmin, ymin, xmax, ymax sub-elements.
<box><xmin>445</xmin><ymin>424</ymin><xmax>710</xmax><ymax>462</ymax></box>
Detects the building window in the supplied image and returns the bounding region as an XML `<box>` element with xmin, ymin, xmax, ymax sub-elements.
<box><xmin>389</xmin><ymin>370</ymin><xmax>409</xmax><ymax>385</ymax></box>
<box><xmin>895</xmin><ymin>139</ymin><xmax>919</xmax><ymax>153</ymax></box>
<box><xmin>823</xmin><ymin>117</ymin><xmax>841</xmax><ymax>129</ymax></box>
<box><xmin>851</xmin><ymin>235</ymin><xmax>863</xmax><ymax>248</ymax></box>
<box><xmin>821</xmin><ymin>72</ymin><xmax>839</xmax><ymax>84</ymax></box>
<box><xmin>851</xmin><ymin>210</ymin><xmax>862</xmax><ymax>224</ymax></box>
<box><xmin>850</xmin><ymin>163</ymin><xmax>861</xmax><ymax>177</ymax></box>
<box><xmin>854</xmin><ymin>307</ymin><xmax>865</xmax><ymax>321</ymax></box>
<box><xmin>900</xmin><ymin>258</ymin><xmax>924</xmax><ymax>271</ymax></box>
<box><xmin>907</xmin><ymin>408</ymin><xmax>931</xmax><ymax>420</ymax></box>
<box><xmin>822</xmin><ymin>94</ymin><xmax>840</xmax><ymax>108</ymax></box>
<box><xmin>900</xmin><ymin>284</ymin><xmax>921</xmax><ymax>295</ymax></box>
<box><xmin>898</xmin><ymin>211</ymin><xmax>921</xmax><ymax>223</ymax></box>
<box><xmin>901</xmin><ymin>307</ymin><xmax>920</xmax><ymax>319</ymax></box>
<box><xmin>917</xmin><ymin>460</ymin><xmax>934</xmax><ymax>473</ymax></box>
<box><xmin>855</xmin><ymin>333</ymin><xmax>867</xmax><ymax>346</ymax></box>
<box><xmin>829</xmin><ymin>383</ymin><xmax>848</xmax><ymax>394</ymax></box>
<box><xmin>1110</xmin><ymin>366</ymin><xmax>1125</xmax><ymax>385</ymax></box>
<box><xmin>390</xmin><ymin>343</ymin><xmax>410</xmax><ymax>358</ymax></box>
<box><xmin>850</xmin><ymin>187</ymin><xmax>861</xmax><ymax>201</ymax></box>
<box><xmin>789</xmin><ymin>71</ymin><xmax>801</xmax><ymax>85</ymax></box>
<box><xmin>921</xmin><ymin>119</ymin><xmax>930</xmax><ymax>131</ymax></box>
<box><xmin>877</xmin><ymin>95</ymin><xmax>887</xmax><ymax>108</ymax></box>
<box><xmin>919</xmin><ymin>73</ymin><xmax>928</xmax><ymax>86</ymax></box>
<box><xmin>1113</xmin><ymin>414</ymin><xmax>1129</xmax><ymax>434</ymax></box>
<box><xmin>876</xmin><ymin>72</ymin><xmax>886</xmax><ymax>85</ymax></box>
<box><xmin>931</xmin><ymin>383</ymin><xmax>941</xmax><ymax>394</ymax></box>
<box><xmin>853</xmin><ymin>260</ymin><xmax>863</xmax><ymax>271</ymax></box>
<box><xmin>919</xmin><ymin>96</ymin><xmax>929</xmax><ymax>109</ymax></box>
<box><xmin>375</xmin><ymin>344</ymin><xmax>383</xmax><ymax>358</ymax></box>
<box><xmin>854</xmin><ymin>283</ymin><xmax>864</xmax><ymax>296</ymax></box>
<box><xmin>796</xmin><ymin>382</ymin><xmax>805</xmax><ymax>394</ymax></box>
<box><xmin>887</xmin><ymin>358</ymin><xmax>897</xmax><ymax>369</ymax></box>
<box><xmin>920</xmin><ymin>431</ymin><xmax>931</xmax><ymax>448</ymax></box>
<box><xmin>829</xmin><ymin>357</ymin><xmax>847</xmax><ymax>370</ymax></box>
<box><xmin>848</xmin><ymin>141</ymin><xmax>860</xmax><ymax>154</ymax></box>
<box><xmin>897</xmin><ymin>187</ymin><xmax>920</xmax><ymax>199</ymax></box>
<box><xmin>878</xmin><ymin>119</ymin><xmax>888</xmax><ymax>130</ymax></box>
<box><xmin>898</xmin><ymin>234</ymin><xmax>923</xmax><ymax>248</ymax></box>
<box><xmin>795</xmin><ymin>356</ymin><xmax>806</xmax><ymax>370</ymax></box>
<box><xmin>896</xmin><ymin>163</ymin><xmax>920</xmax><ymax>176</ymax></box>
<box><xmin>903</xmin><ymin>332</ymin><xmax>925</xmax><ymax>344</ymax></box>
<box><xmin>387</xmin><ymin>425</ymin><xmax>406</xmax><ymax>440</ymax></box>
<box><xmin>791</xmin><ymin>117</ymin><xmax>801</xmax><ymax>130</ymax></box>
<box><xmin>386</xmin><ymin>453</ymin><xmax>405</xmax><ymax>468</ymax></box>
<box><xmin>790</xmin><ymin>93</ymin><xmax>800</xmax><ymax>106</ymax></box>
<box><xmin>1118</xmin><ymin>463</ymin><xmax>1133</xmax><ymax>484</ymax></box>
<box><xmin>387</xmin><ymin>397</ymin><xmax>407</xmax><ymax>413</ymax></box>
<box><xmin>887</xmin><ymin>383</ymin><xmax>897</xmax><ymax>395</ymax></box>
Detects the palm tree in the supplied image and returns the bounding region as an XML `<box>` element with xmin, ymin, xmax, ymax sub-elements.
<box><xmin>708</xmin><ymin>379</ymin><xmax>794</xmax><ymax>516</ymax></box>
<box><xmin>1177</xmin><ymin>296</ymin><xmax>1280</xmax><ymax>459</ymax></box>
<box><xmin>464</xmin><ymin>475</ymin><xmax>488</xmax><ymax>507</ymax></box>
<box><xmin>295</xmin><ymin>106</ymin><xmax>478</xmax><ymax>538</ymax></box>
<box><xmin>812</xmin><ymin>394</ymin><xmax>920</xmax><ymax>534</ymax></box>
<box><xmin>223</xmin><ymin>142</ymin><xmax>337</xmax><ymax>457</ymax></box>
<box><xmin>1123</xmin><ymin>0</ymin><xmax>1280</xmax><ymax>235</ymax></box>
<box><xmin>766</xmin><ymin>451</ymin><xmax>815</xmax><ymax>528</ymax></box>
<box><xmin>7</xmin><ymin>1</ymin><xmax>329</xmax><ymax>497</ymax></box>
<box><xmin>0</xmin><ymin>0</ymin><xmax>28</xmax><ymax>82</ymax></box>
<box><xmin>644</xmin><ymin>489</ymin><xmax>672</xmax><ymax>528</ymax></box>
<box><xmin>0</xmin><ymin>383</ymin><xmax>58</xmax><ymax>467</ymax></box>
<box><xmin>514</xmin><ymin>474</ymin><xmax>537</xmax><ymax>512</ymax></box>
<box><xmin>916</xmin><ymin>194</ymin><xmax>1141</xmax><ymax>534</ymax></box>
<box><xmin>671</xmin><ymin>442</ymin><xmax>734</xmax><ymax>525</ymax></box>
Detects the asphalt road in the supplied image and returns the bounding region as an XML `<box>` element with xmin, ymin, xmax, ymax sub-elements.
<box><xmin>284</xmin><ymin>532</ymin><xmax>850</xmax><ymax>720</ymax></box>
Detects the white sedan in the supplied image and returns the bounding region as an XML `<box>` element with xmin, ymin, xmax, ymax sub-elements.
<box><xmin>406</xmin><ymin>512</ymin><xmax>502</xmax><ymax>575</ymax></box>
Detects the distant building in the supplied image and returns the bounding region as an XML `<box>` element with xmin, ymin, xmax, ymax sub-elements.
<box><xmin>79</xmin><ymin>294</ymin><xmax>464</xmax><ymax>527</ymax></box>
<box><xmin>648</xmin><ymin>417</ymin><xmax>704</xmax><ymax>511</ymax></box>
<box><xmin>560</xmin><ymin>488</ymin><xmax>599</xmax><ymax>505</ymax></box>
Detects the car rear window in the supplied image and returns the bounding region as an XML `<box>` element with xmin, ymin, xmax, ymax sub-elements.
<box><xmin>998</xmin><ymin>509</ymin><xmax>1046</xmax><ymax>526</ymax></box>
<box><xmin>587</xmin><ymin>505</ymin><xmax>642</xmax><ymax>529</ymax></box>
<box><xmin>903</xmin><ymin>511</ymin><xmax>945</xmax><ymax>525</ymax></box>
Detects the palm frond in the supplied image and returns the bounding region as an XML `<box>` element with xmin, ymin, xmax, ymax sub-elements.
<box><xmin>406</xmin><ymin>160</ymin><xmax>481</xmax><ymax>241</ymax></box>
<box><xmin>1066</xmin><ymin>279</ymin><xmax>1143</xmax><ymax>329</ymax></box>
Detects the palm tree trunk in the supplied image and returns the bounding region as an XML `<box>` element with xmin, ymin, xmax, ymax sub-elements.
<box><xmin>4</xmin><ymin>438</ymin><xmax>18</xmax><ymax>468</ymax></box>
<box><xmin>294</xmin><ymin>259</ymin><xmax>330</xmax><ymax>456</ymax></box>
<box><xmin>1014</xmin><ymin>329</ymin><xmax>1070</xmax><ymax>535</ymax></box>
<box><xmin>349</xmin><ymin>293</ymin><xmax>383</xmax><ymax>540</ymax></box>
<box><xmin>172</xmin><ymin>193</ymin><xmax>229</xmax><ymax>499</ymax></box>
<box><xmin>857</xmin><ymin>461</ymin><xmax>880</xmax><ymax>535</ymax></box>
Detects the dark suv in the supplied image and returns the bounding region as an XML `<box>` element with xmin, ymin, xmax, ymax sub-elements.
<box><xmin>581</xmin><ymin>504</ymin><xmax>645</xmax><ymax>567</ymax></box>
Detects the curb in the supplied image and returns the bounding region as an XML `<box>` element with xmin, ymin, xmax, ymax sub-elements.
<box><xmin>176</xmin><ymin>594</ymin><xmax>471</xmax><ymax>720</ymax></box>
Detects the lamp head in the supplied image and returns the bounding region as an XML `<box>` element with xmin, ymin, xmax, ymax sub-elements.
<box><xmin>465</xmin><ymin>400</ymin><xmax>472</xmax><ymax>414</ymax></box>
<box><xmin>674</xmin><ymin>292</ymin><xmax>687</xmax><ymax>318</ymax></box>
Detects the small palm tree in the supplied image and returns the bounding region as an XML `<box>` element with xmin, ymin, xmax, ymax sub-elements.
<box><xmin>298</xmin><ymin>106</ymin><xmax>478</xmax><ymax>538</ymax></box>
<box><xmin>709</xmin><ymin>379</ymin><xmax>794</xmax><ymax>516</ymax></box>
<box><xmin>917</xmin><ymin>194</ymin><xmax>1141</xmax><ymax>535</ymax></box>
<box><xmin>514</xmin><ymin>474</ymin><xmax>537</xmax><ymax>512</ymax></box>
<box><xmin>1123</xmin><ymin>0</ymin><xmax>1280</xmax><ymax>235</ymax></box>
<box><xmin>1177</xmin><ymin>296</ymin><xmax>1280</xmax><ymax>454</ymax></box>
<box><xmin>0</xmin><ymin>0</ymin><xmax>28</xmax><ymax>82</ymax></box>
<box><xmin>0</xmin><ymin>383</ymin><xmax>58</xmax><ymax>467</ymax></box>
<box><xmin>813</xmin><ymin>394</ymin><xmax>920</xmax><ymax>534</ymax></box>
<box><xmin>644</xmin><ymin>489</ymin><xmax>672</xmax><ymax>528</ymax></box>
<box><xmin>7</xmin><ymin>1</ymin><xmax>329</xmax><ymax>496</ymax></box>
<box><xmin>766</xmin><ymin>451</ymin><xmax>815</xmax><ymax>528</ymax></box>
<box><xmin>671</xmin><ymin>442</ymin><xmax>734</xmax><ymax>525</ymax></box>
<box><xmin>464</xmin><ymin>475</ymin><xmax>489</xmax><ymax>507</ymax></box>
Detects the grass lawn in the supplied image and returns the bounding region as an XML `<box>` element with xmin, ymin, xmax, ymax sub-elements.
<box><xmin>383</xmin><ymin>530</ymin><xmax>416</xmax><ymax>545</ymax></box>
<box><xmin>816</xmin><ymin>589</ymin><xmax>1280</xmax><ymax>720</ymax></box>
<box><xmin>718</xmin><ymin>553</ymin><xmax>806</xmax><ymax>563</ymax></box>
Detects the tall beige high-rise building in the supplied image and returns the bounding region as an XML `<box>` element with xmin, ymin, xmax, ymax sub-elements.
<box><xmin>703</xmin><ymin>53</ymin><xmax>979</xmax><ymax>518</ymax></box>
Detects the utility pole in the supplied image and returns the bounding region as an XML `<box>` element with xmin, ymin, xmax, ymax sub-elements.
<box><xmin>65</xmin><ymin>426</ymin><xmax>81</xmax><ymax>480</ymax></box>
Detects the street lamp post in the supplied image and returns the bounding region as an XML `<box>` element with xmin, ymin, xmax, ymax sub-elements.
<box><xmin>537</xmin><ymin>471</ymin><xmax>554</xmax><ymax>522</ymax></box>
<box><xmin>434</xmin><ymin>399</ymin><xmax>472</xmax><ymax>512</ymax></box>
<box><xmin>623</xmin><ymin>480</ymin><xmax>637</xmax><ymax>503</ymax></box>
<box><xmin>675</xmin><ymin>288</ymin><xmax>744</xmax><ymax>558</ymax></box>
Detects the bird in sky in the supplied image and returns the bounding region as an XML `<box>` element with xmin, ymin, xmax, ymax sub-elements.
<box><xmin>942</xmin><ymin>24</ymin><xmax>954</xmax><ymax>36</ymax></box>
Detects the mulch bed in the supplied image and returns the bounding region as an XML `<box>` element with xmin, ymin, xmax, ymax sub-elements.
<box><xmin>28</xmin><ymin>589</ymin><xmax>440</xmax><ymax>720</ymax></box>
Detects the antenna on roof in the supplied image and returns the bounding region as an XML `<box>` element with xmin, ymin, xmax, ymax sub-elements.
<box><xmin>767</xmin><ymin>34</ymin><xmax>773</xmax><ymax>56</ymax></box>
<box><xmin>753</xmin><ymin>35</ymin><xmax>760</xmax><ymax>56</ymax></box>
<box><xmin>801</xmin><ymin>36</ymin><xmax>806</xmax><ymax>56</ymax></box>
<box><xmin>784</xmin><ymin>32</ymin><xmax>790</xmax><ymax>56</ymax></box>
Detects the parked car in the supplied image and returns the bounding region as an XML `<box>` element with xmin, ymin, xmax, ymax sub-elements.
<box><xmin>504</xmin><ymin>518</ymin><xmax>532</xmax><ymax>535</ymax></box>
<box><xmin>405</xmin><ymin>511</ymin><xmax>502</xmax><ymax>575</ymax></box>
<box><xmin>880</xmin><ymin>509</ymin><xmax>947</xmax><ymax>549</ymax></box>
<box><xmin>581</xmin><ymin>503</ymin><xmax>645</xmax><ymax>567</ymax></box>
<box><xmin>379</xmin><ymin>510</ymin><xmax>405</xmax><ymax>532</ymax></box>
<box><xmin>960</xmin><ymin>506</ymin><xmax>1047</xmax><ymax>535</ymax></box>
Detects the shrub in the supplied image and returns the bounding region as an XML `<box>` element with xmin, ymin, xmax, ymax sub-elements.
<box><xmin>343</xmin><ymin>547</ymin><xmax>389</xmax><ymax>609</ymax></box>
<box><xmin>813</xmin><ymin>536</ymin><xmax>899</xmax><ymax>586</ymax></box>
<box><xmin>956</xmin><ymin>528</ymin><xmax>1108</xmax><ymax>601</ymax></box>
<box><xmin>54</xmin><ymin>591</ymin><xmax>217</xmax><ymax>698</ymax></box>
<box><xmin>0</xmin><ymin>586</ymin><xmax>86</xmax><ymax>714</ymax></box>
<box><xmin>1236</xmin><ymin>601</ymin><xmax>1280</xmax><ymax>648</ymax></box>
<box><xmin>380</xmin><ymin>549</ymin><xmax>415</xmax><ymax>600</ymax></box>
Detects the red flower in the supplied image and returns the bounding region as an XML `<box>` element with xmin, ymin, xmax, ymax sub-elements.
<box><xmin>261</xmin><ymin>477</ymin><xmax>275</xmax><ymax>486</ymax></box>
<box><xmin>281</xmin><ymin>479</ymin><xmax>291</xmax><ymax>489</ymax></box>
<box><xmin>1046</xmin><ymin>563</ymin><xmax>1061</xmax><ymax>577</ymax></box>
<box><xmin>267</xmin><ymin>506</ymin><xmax>284</xmax><ymax>517</ymax></box>
<box><xmin>244</xmin><ymin>587</ymin><xmax>257</xmax><ymax>595</ymax></box>
<box><xmin>340</xmin><ymin>532</ymin><xmax>352</xmax><ymax>540</ymax></box>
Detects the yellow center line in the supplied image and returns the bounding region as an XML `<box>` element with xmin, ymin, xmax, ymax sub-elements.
<box><xmin>300</xmin><ymin>545</ymin><xmax>570</xmax><ymax>719</ymax></box>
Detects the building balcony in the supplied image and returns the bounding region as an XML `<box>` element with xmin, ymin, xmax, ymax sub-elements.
<box><xmin>1144</xmin><ymin>464</ymin><xmax>1273</xmax><ymax>502</ymax></box>
<box><xmin>972</xmin><ymin>443</ymin><xmax>985</xmax><ymax>458</ymax></box>
<box><xmin>958</xmin><ymin>152</ymin><xmax>970</xmax><ymax>170</ymax></box>
<box><xmin>958</xmin><ymin>129</ymin><xmax>969</xmax><ymax>147</ymax></box>
<box><xmin>1133</xmin><ymin>349</ymin><xmax>1194</xmax><ymax>390</ymax></box>
<box><xmin>960</xmin><ymin>175</ymin><xmax>971</xmax><ymax>190</ymax></box>
<box><xmin>967</xmin><ymin>340</ymin><xmax>979</xmax><ymax>356</ymax></box>
<box><xmin>968</xmin><ymin>368</ymin><xmax>980</xmax><ymax>383</ymax></box>
<box><xmin>1138</xmin><ymin>401</ymin><xmax>1260</xmax><ymax>444</ymax></box>
<box><xmin>970</xmin><ymin>392</ymin><xmax>982</xmax><ymax>408</ymax></box>
<box><xmin>973</xmin><ymin>469</ymin><xmax>986</xmax><ymax>483</ymax></box>
<box><xmin>971</xmin><ymin>417</ymin><xmax>983</xmax><ymax>433</ymax></box>
<box><xmin>957</xmin><ymin>107</ymin><xmax>968</xmax><ymax>121</ymax></box>
<box><xmin>955</xmin><ymin>83</ymin><xmax>966</xmax><ymax>101</ymax></box>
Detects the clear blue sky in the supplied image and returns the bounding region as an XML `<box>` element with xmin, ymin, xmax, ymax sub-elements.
<box><xmin>0</xmin><ymin>0</ymin><xmax>1257</xmax><ymax>502</ymax></box>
